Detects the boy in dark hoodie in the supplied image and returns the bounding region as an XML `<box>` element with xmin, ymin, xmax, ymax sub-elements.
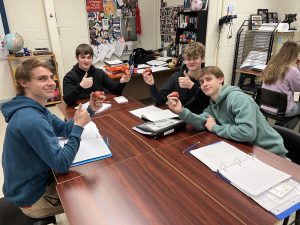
<box><xmin>142</xmin><ymin>42</ymin><xmax>210</xmax><ymax>114</ymax></box>
<box><xmin>1</xmin><ymin>59</ymin><xmax>104</xmax><ymax>218</ymax></box>
<box><xmin>63</xmin><ymin>43</ymin><xmax>131</xmax><ymax>105</ymax></box>
<box><xmin>168</xmin><ymin>66</ymin><xmax>287</xmax><ymax>156</ymax></box>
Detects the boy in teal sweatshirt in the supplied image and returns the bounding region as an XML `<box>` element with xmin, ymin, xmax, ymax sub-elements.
<box><xmin>167</xmin><ymin>66</ymin><xmax>287</xmax><ymax>156</ymax></box>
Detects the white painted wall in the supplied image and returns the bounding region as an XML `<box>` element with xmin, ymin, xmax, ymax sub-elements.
<box><xmin>1</xmin><ymin>0</ymin><xmax>51</xmax><ymax>99</ymax></box>
<box><xmin>52</xmin><ymin>0</ymin><xmax>160</xmax><ymax>73</ymax></box>
<box><xmin>53</xmin><ymin>0</ymin><xmax>90</xmax><ymax>74</ymax></box>
<box><xmin>1</xmin><ymin>0</ymin><xmax>300</xmax><ymax>100</ymax></box>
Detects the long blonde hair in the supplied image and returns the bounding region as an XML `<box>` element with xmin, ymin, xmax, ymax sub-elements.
<box><xmin>261</xmin><ymin>41</ymin><xmax>300</xmax><ymax>84</ymax></box>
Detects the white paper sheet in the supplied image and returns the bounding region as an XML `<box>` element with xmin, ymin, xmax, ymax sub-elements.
<box><xmin>76</xmin><ymin>102</ymin><xmax>112</xmax><ymax>114</ymax></box>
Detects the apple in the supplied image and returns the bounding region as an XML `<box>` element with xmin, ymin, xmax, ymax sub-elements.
<box><xmin>144</xmin><ymin>68</ymin><xmax>152</xmax><ymax>75</ymax></box>
<box><xmin>170</xmin><ymin>91</ymin><xmax>179</xmax><ymax>98</ymax></box>
<box><xmin>93</xmin><ymin>91</ymin><xmax>104</xmax><ymax>99</ymax></box>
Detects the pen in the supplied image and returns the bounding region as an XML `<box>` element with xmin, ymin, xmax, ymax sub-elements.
<box><xmin>103</xmin><ymin>100</ymin><xmax>111</xmax><ymax>103</ymax></box>
<box><xmin>106</xmin><ymin>136</ymin><xmax>109</xmax><ymax>147</ymax></box>
<box><xmin>182</xmin><ymin>141</ymin><xmax>200</xmax><ymax>153</ymax></box>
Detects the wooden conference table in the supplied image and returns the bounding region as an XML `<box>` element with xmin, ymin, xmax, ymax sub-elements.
<box><xmin>55</xmin><ymin>96</ymin><xmax>300</xmax><ymax>225</ymax></box>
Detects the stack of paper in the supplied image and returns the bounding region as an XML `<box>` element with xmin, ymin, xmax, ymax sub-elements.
<box><xmin>240</xmin><ymin>51</ymin><xmax>268</xmax><ymax>69</ymax></box>
<box><xmin>104</xmin><ymin>59</ymin><xmax>123</xmax><ymax>66</ymax></box>
<box><xmin>146</xmin><ymin>60</ymin><xmax>168</xmax><ymax>66</ymax></box>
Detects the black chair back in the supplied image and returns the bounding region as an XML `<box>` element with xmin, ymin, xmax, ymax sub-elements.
<box><xmin>0</xmin><ymin>197</ymin><xmax>57</xmax><ymax>225</ymax></box>
<box><xmin>272</xmin><ymin>125</ymin><xmax>300</xmax><ymax>165</ymax></box>
<box><xmin>272</xmin><ymin>125</ymin><xmax>300</xmax><ymax>225</ymax></box>
<box><xmin>256</xmin><ymin>87</ymin><xmax>298</xmax><ymax>125</ymax></box>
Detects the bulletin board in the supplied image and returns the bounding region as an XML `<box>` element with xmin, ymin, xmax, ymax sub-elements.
<box><xmin>86</xmin><ymin>0</ymin><xmax>138</xmax><ymax>45</ymax></box>
<box><xmin>86</xmin><ymin>0</ymin><xmax>140</xmax><ymax>62</ymax></box>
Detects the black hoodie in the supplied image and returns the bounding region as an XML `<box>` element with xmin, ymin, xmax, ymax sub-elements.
<box><xmin>149</xmin><ymin>66</ymin><xmax>210</xmax><ymax>114</ymax></box>
<box><xmin>63</xmin><ymin>64</ymin><xmax>126</xmax><ymax>105</ymax></box>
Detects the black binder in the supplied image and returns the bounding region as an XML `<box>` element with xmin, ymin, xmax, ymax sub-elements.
<box><xmin>134</xmin><ymin>118</ymin><xmax>186</xmax><ymax>139</ymax></box>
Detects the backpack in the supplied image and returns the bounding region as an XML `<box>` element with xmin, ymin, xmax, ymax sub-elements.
<box><xmin>129</xmin><ymin>48</ymin><xmax>155</xmax><ymax>64</ymax></box>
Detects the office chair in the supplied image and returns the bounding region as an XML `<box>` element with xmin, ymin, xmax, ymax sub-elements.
<box><xmin>272</xmin><ymin>125</ymin><xmax>300</xmax><ymax>225</ymax></box>
<box><xmin>0</xmin><ymin>197</ymin><xmax>57</xmax><ymax>225</ymax></box>
<box><xmin>255</xmin><ymin>87</ymin><xmax>299</xmax><ymax>129</ymax></box>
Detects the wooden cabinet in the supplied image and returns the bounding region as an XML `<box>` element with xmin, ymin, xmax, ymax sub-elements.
<box><xmin>175</xmin><ymin>10</ymin><xmax>208</xmax><ymax>56</ymax></box>
<box><xmin>7</xmin><ymin>54</ymin><xmax>62</xmax><ymax>105</ymax></box>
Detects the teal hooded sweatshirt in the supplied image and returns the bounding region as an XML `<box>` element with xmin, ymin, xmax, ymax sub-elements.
<box><xmin>179</xmin><ymin>85</ymin><xmax>287</xmax><ymax>156</ymax></box>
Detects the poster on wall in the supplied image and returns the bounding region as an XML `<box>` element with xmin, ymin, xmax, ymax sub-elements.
<box><xmin>103</xmin><ymin>0</ymin><xmax>118</xmax><ymax>17</ymax></box>
<box><xmin>86</xmin><ymin>0</ymin><xmax>139</xmax><ymax>60</ymax></box>
<box><xmin>86</xmin><ymin>0</ymin><xmax>103</xmax><ymax>12</ymax></box>
<box><xmin>88</xmin><ymin>11</ymin><xmax>122</xmax><ymax>45</ymax></box>
<box><xmin>121</xmin><ymin>16</ymin><xmax>137</xmax><ymax>41</ymax></box>
<box><xmin>122</xmin><ymin>0</ymin><xmax>137</xmax><ymax>16</ymax></box>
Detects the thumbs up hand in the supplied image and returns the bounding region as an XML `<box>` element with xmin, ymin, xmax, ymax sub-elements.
<box><xmin>80</xmin><ymin>72</ymin><xmax>93</xmax><ymax>89</ymax></box>
<box><xmin>74</xmin><ymin>103</ymin><xmax>91</xmax><ymax>127</ymax></box>
<box><xmin>178</xmin><ymin>71</ymin><xmax>194</xmax><ymax>89</ymax></box>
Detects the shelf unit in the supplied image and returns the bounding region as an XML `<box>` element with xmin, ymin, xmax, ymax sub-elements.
<box><xmin>231</xmin><ymin>20</ymin><xmax>279</xmax><ymax>97</ymax></box>
<box><xmin>175</xmin><ymin>10</ymin><xmax>208</xmax><ymax>56</ymax></box>
<box><xmin>6</xmin><ymin>54</ymin><xmax>62</xmax><ymax>105</ymax></box>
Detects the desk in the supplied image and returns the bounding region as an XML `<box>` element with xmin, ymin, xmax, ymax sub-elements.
<box><xmin>155</xmin><ymin>132</ymin><xmax>300</xmax><ymax>225</ymax></box>
<box><xmin>56</xmin><ymin>151</ymin><xmax>244</xmax><ymax>225</ymax></box>
<box><xmin>54</xmin><ymin>115</ymin><xmax>152</xmax><ymax>184</ymax></box>
<box><xmin>55</xmin><ymin>99</ymin><xmax>300</xmax><ymax>225</ymax></box>
<box><xmin>110</xmin><ymin>109</ymin><xmax>199</xmax><ymax>150</ymax></box>
<box><xmin>56</xmin><ymin>95</ymin><xmax>143</xmax><ymax>120</ymax></box>
<box><xmin>237</xmin><ymin>68</ymin><xmax>263</xmax><ymax>96</ymax></box>
<box><xmin>123</xmin><ymin>67</ymin><xmax>179</xmax><ymax>101</ymax></box>
<box><xmin>238</xmin><ymin>68</ymin><xmax>262</xmax><ymax>77</ymax></box>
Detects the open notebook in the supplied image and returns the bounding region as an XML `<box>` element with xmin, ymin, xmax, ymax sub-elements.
<box><xmin>129</xmin><ymin>105</ymin><xmax>178</xmax><ymax>122</ymax></box>
<box><xmin>59</xmin><ymin>121</ymin><xmax>112</xmax><ymax>166</ymax></box>
<box><xmin>189</xmin><ymin>141</ymin><xmax>300</xmax><ymax>219</ymax></box>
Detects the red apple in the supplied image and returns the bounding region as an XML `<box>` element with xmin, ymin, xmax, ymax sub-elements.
<box><xmin>170</xmin><ymin>91</ymin><xmax>179</xmax><ymax>98</ymax></box>
<box><xmin>93</xmin><ymin>91</ymin><xmax>104</xmax><ymax>99</ymax></box>
<box><xmin>144</xmin><ymin>68</ymin><xmax>152</xmax><ymax>75</ymax></box>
